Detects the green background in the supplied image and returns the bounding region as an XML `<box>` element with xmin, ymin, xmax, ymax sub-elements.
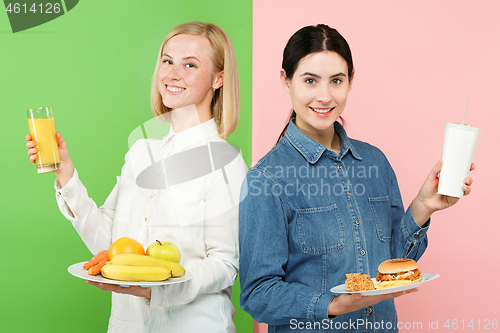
<box><xmin>0</xmin><ymin>1</ymin><xmax>252</xmax><ymax>332</ymax></box>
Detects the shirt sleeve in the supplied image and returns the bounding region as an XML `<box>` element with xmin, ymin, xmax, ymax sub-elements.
<box><xmin>238</xmin><ymin>169</ymin><xmax>335</xmax><ymax>325</ymax></box>
<box><xmin>386</xmin><ymin>159</ymin><xmax>430</xmax><ymax>261</ymax></box>
<box><xmin>55</xmin><ymin>167</ymin><xmax>121</xmax><ymax>255</ymax></box>
<box><xmin>149</xmin><ymin>155</ymin><xmax>248</xmax><ymax>308</ymax></box>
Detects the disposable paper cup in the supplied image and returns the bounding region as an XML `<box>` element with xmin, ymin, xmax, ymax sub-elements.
<box><xmin>27</xmin><ymin>106</ymin><xmax>60</xmax><ymax>173</ymax></box>
<box><xmin>437</xmin><ymin>123</ymin><xmax>480</xmax><ymax>198</ymax></box>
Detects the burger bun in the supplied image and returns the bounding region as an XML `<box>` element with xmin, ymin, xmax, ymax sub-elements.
<box><xmin>378</xmin><ymin>258</ymin><xmax>418</xmax><ymax>274</ymax></box>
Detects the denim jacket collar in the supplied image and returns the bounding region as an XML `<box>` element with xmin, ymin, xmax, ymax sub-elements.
<box><xmin>284</xmin><ymin>118</ymin><xmax>362</xmax><ymax>164</ymax></box>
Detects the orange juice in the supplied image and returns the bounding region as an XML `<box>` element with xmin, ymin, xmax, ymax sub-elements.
<box><xmin>28</xmin><ymin>115</ymin><xmax>60</xmax><ymax>173</ymax></box>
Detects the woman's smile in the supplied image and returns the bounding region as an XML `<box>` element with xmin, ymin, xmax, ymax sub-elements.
<box><xmin>165</xmin><ymin>84</ymin><xmax>185</xmax><ymax>93</ymax></box>
<box><xmin>310</xmin><ymin>106</ymin><xmax>335</xmax><ymax>117</ymax></box>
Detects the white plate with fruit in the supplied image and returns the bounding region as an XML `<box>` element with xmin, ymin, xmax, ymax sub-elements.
<box><xmin>68</xmin><ymin>238</ymin><xmax>191</xmax><ymax>287</ymax></box>
<box><xmin>68</xmin><ymin>261</ymin><xmax>192</xmax><ymax>287</ymax></box>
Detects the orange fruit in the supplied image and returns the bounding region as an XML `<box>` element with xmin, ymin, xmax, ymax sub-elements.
<box><xmin>109</xmin><ymin>237</ymin><xmax>145</xmax><ymax>260</ymax></box>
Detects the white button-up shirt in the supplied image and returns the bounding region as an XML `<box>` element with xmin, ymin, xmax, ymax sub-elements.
<box><xmin>56</xmin><ymin>119</ymin><xmax>248</xmax><ymax>332</ymax></box>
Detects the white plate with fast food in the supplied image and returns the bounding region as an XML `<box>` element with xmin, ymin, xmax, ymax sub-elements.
<box><xmin>330</xmin><ymin>273</ymin><xmax>439</xmax><ymax>296</ymax></box>
<box><xmin>68</xmin><ymin>262</ymin><xmax>193</xmax><ymax>288</ymax></box>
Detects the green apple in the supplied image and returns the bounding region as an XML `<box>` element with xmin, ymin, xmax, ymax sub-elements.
<box><xmin>146</xmin><ymin>240</ymin><xmax>181</xmax><ymax>263</ymax></box>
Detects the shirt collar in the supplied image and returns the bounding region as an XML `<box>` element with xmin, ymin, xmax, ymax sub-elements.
<box><xmin>164</xmin><ymin>118</ymin><xmax>219</xmax><ymax>153</ymax></box>
<box><xmin>284</xmin><ymin>118</ymin><xmax>362</xmax><ymax>164</ymax></box>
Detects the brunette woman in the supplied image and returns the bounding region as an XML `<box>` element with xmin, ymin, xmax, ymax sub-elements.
<box><xmin>239</xmin><ymin>24</ymin><xmax>474</xmax><ymax>332</ymax></box>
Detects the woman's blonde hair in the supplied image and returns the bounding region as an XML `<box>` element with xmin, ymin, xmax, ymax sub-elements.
<box><xmin>150</xmin><ymin>21</ymin><xmax>240</xmax><ymax>138</ymax></box>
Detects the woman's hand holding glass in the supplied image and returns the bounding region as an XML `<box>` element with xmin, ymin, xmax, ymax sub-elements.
<box><xmin>26</xmin><ymin>132</ymin><xmax>75</xmax><ymax>187</ymax></box>
<box><xmin>411</xmin><ymin>160</ymin><xmax>475</xmax><ymax>227</ymax></box>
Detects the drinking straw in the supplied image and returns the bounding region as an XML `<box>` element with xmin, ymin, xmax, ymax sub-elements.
<box><xmin>461</xmin><ymin>95</ymin><xmax>470</xmax><ymax>124</ymax></box>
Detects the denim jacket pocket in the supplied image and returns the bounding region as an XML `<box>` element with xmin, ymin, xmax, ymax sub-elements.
<box><xmin>296</xmin><ymin>204</ymin><xmax>345</xmax><ymax>255</ymax></box>
<box><xmin>368</xmin><ymin>196</ymin><xmax>392</xmax><ymax>242</ymax></box>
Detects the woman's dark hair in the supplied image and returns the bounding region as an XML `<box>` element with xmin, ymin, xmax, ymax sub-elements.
<box><xmin>277</xmin><ymin>24</ymin><xmax>354</xmax><ymax>143</ymax></box>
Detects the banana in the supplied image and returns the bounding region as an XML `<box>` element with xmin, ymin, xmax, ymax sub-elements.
<box><xmin>101</xmin><ymin>264</ymin><xmax>171</xmax><ymax>282</ymax></box>
<box><xmin>109</xmin><ymin>254</ymin><xmax>186</xmax><ymax>277</ymax></box>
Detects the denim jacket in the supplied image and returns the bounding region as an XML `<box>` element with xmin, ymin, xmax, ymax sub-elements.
<box><xmin>239</xmin><ymin>119</ymin><xmax>430</xmax><ymax>332</ymax></box>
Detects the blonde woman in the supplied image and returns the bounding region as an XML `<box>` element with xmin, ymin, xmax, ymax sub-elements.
<box><xmin>26</xmin><ymin>22</ymin><xmax>247</xmax><ymax>332</ymax></box>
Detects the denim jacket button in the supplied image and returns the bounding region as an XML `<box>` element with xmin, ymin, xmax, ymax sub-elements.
<box><xmin>366</xmin><ymin>307</ymin><xmax>373</xmax><ymax>314</ymax></box>
<box><xmin>414</xmin><ymin>234</ymin><xmax>420</xmax><ymax>239</ymax></box>
<box><xmin>338</xmin><ymin>165</ymin><xmax>343</xmax><ymax>171</ymax></box>
<box><xmin>360</xmin><ymin>249</ymin><xmax>366</xmax><ymax>256</ymax></box>
<box><xmin>355</xmin><ymin>219</ymin><xmax>360</xmax><ymax>225</ymax></box>
<box><xmin>346</xmin><ymin>191</ymin><xmax>352</xmax><ymax>196</ymax></box>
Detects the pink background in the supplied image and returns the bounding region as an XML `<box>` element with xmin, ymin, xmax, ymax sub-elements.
<box><xmin>252</xmin><ymin>0</ymin><xmax>500</xmax><ymax>332</ymax></box>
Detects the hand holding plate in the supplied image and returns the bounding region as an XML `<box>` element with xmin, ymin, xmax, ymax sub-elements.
<box><xmin>328</xmin><ymin>288</ymin><xmax>418</xmax><ymax>316</ymax></box>
<box><xmin>86</xmin><ymin>280</ymin><xmax>152</xmax><ymax>298</ymax></box>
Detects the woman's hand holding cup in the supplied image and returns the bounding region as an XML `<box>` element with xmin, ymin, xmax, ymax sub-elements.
<box><xmin>26</xmin><ymin>132</ymin><xmax>75</xmax><ymax>187</ymax></box>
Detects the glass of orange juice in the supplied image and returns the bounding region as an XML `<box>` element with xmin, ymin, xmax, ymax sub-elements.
<box><xmin>27</xmin><ymin>106</ymin><xmax>60</xmax><ymax>173</ymax></box>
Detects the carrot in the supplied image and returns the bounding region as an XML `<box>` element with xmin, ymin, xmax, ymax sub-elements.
<box><xmin>83</xmin><ymin>250</ymin><xmax>109</xmax><ymax>270</ymax></box>
<box><xmin>88</xmin><ymin>258</ymin><xmax>110</xmax><ymax>276</ymax></box>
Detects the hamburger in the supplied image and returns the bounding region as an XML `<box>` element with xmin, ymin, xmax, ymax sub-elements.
<box><xmin>375</xmin><ymin>258</ymin><xmax>422</xmax><ymax>289</ymax></box>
